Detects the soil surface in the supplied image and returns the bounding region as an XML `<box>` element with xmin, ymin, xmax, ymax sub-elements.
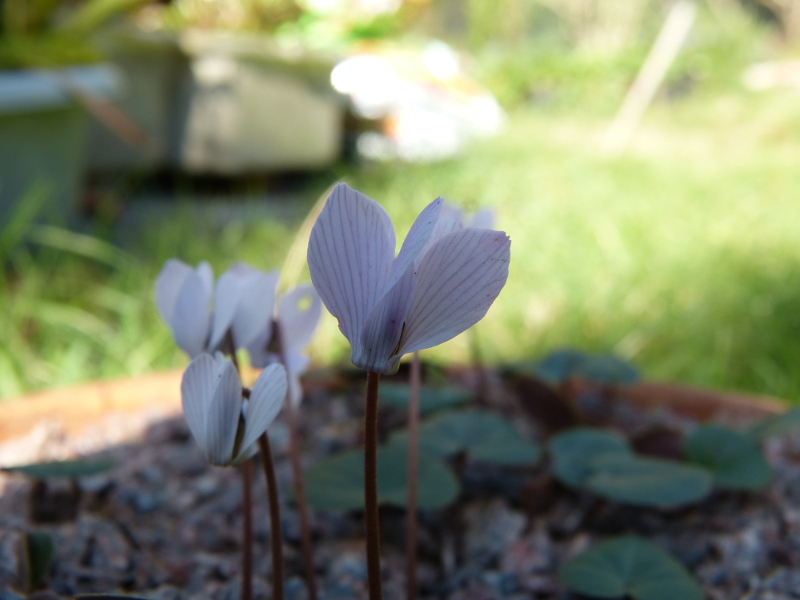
<box><xmin>1</xmin><ymin>367</ymin><xmax>799</xmax><ymax>600</ymax></box>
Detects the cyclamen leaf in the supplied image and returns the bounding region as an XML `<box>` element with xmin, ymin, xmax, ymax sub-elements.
<box><xmin>684</xmin><ymin>424</ymin><xmax>771</xmax><ymax>490</ymax></box>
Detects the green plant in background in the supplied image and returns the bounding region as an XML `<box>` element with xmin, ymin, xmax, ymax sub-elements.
<box><xmin>0</xmin><ymin>0</ymin><xmax>151</xmax><ymax>68</ymax></box>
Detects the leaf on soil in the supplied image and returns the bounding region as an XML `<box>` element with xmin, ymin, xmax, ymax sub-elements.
<box><xmin>748</xmin><ymin>408</ymin><xmax>800</xmax><ymax>442</ymax></box>
<box><xmin>379</xmin><ymin>383</ymin><xmax>471</xmax><ymax>414</ymax></box>
<box><xmin>549</xmin><ymin>427</ymin><xmax>632</xmax><ymax>488</ymax></box>
<box><xmin>303</xmin><ymin>444</ymin><xmax>460</xmax><ymax>511</ymax></box>
<box><xmin>3</xmin><ymin>458</ymin><xmax>115</xmax><ymax>479</ymax></box>
<box><xmin>559</xmin><ymin>535</ymin><xmax>704</xmax><ymax>600</ymax></box>
<box><xmin>684</xmin><ymin>424</ymin><xmax>771</xmax><ymax>490</ymax></box>
<box><xmin>391</xmin><ymin>410</ymin><xmax>541</xmax><ymax>466</ymax></box>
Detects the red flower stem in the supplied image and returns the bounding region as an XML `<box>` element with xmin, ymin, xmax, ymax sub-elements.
<box><xmin>272</xmin><ymin>320</ymin><xmax>318</xmax><ymax>600</ymax></box>
<box><xmin>258</xmin><ymin>433</ymin><xmax>285</xmax><ymax>600</ymax></box>
<box><xmin>405</xmin><ymin>352</ymin><xmax>421</xmax><ymax>600</ymax></box>
<box><xmin>365</xmin><ymin>370</ymin><xmax>383</xmax><ymax>600</ymax></box>
<box><xmin>241</xmin><ymin>459</ymin><xmax>253</xmax><ymax>600</ymax></box>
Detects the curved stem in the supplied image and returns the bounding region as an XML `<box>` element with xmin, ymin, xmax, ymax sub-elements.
<box><xmin>273</xmin><ymin>321</ymin><xmax>318</xmax><ymax>600</ymax></box>
<box><xmin>365</xmin><ymin>370</ymin><xmax>383</xmax><ymax>600</ymax></box>
<box><xmin>258</xmin><ymin>433</ymin><xmax>285</xmax><ymax>600</ymax></box>
<box><xmin>405</xmin><ymin>353</ymin><xmax>421</xmax><ymax>600</ymax></box>
<box><xmin>241</xmin><ymin>459</ymin><xmax>253</xmax><ymax>600</ymax></box>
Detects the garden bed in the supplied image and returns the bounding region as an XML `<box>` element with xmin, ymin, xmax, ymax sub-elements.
<box><xmin>0</xmin><ymin>365</ymin><xmax>798</xmax><ymax>600</ymax></box>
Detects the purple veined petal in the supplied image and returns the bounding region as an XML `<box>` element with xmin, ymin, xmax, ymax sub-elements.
<box><xmin>393</xmin><ymin>228</ymin><xmax>510</xmax><ymax>364</ymax></box>
<box><xmin>196</xmin><ymin>261</ymin><xmax>214</xmax><ymax>298</ymax></box>
<box><xmin>154</xmin><ymin>259</ymin><xmax>192</xmax><ymax>325</ymax></box>
<box><xmin>239</xmin><ymin>364</ymin><xmax>287</xmax><ymax>455</ymax></box>
<box><xmin>208</xmin><ymin>269</ymin><xmax>243</xmax><ymax>352</ymax></box>
<box><xmin>468</xmin><ymin>208</ymin><xmax>495</xmax><ymax>230</ymax></box>
<box><xmin>171</xmin><ymin>269</ymin><xmax>212</xmax><ymax>358</ymax></box>
<box><xmin>203</xmin><ymin>358</ymin><xmax>242</xmax><ymax>465</ymax></box>
<box><xmin>277</xmin><ymin>284</ymin><xmax>322</xmax><ymax>354</ymax></box>
<box><xmin>180</xmin><ymin>353</ymin><xmax>218</xmax><ymax>454</ymax></box>
<box><xmin>244</xmin><ymin>325</ymin><xmax>274</xmax><ymax>369</ymax></box>
<box><xmin>355</xmin><ymin>266</ymin><xmax>416</xmax><ymax>374</ymax></box>
<box><xmin>283</xmin><ymin>352</ymin><xmax>310</xmax><ymax>408</ymax></box>
<box><xmin>307</xmin><ymin>183</ymin><xmax>395</xmax><ymax>346</ymax></box>
<box><xmin>419</xmin><ymin>218</ymin><xmax>463</xmax><ymax>260</ymax></box>
<box><xmin>390</xmin><ymin>197</ymin><xmax>443</xmax><ymax>286</ymax></box>
<box><xmin>438</xmin><ymin>201</ymin><xmax>463</xmax><ymax>223</ymax></box>
<box><xmin>230</xmin><ymin>268</ymin><xmax>278</xmax><ymax>350</ymax></box>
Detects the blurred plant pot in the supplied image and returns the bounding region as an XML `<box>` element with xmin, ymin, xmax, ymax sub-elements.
<box><xmin>0</xmin><ymin>65</ymin><xmax>119</xmax><ymax>226</ymax></box>
<box><xmin>171</xmin><ymin>31</ymin><xmax>344</xmax><ymax>173</ymax></box>
<box><xmin>85</xmin><ymin>31</ymin><xmax>188</xmax><ymax>172</ymax></box>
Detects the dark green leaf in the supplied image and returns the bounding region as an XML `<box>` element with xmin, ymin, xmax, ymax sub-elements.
<box><xmin>586</xmin><ymin>454</ymin><xmax>712</xmax><ymax>508</ymax></box>
<box><xmin>3</xmin><ymin>458</ymin><xmax>115</xmax><ymax>479</ymax></box>
<box><xmin>392</xmin><ymin>410</ymin><xmax>541</xmax><ymax>466</ymax></box>
<box><xmin>748</xmin><ymin>408</ymin><xmax>800</xmax><ymax>442</ymax></box>
<box><xmin>576</xmin><ymin>354</ymin><xmax>640</xmax><ymax>385</ymax></box>
<box><xmin>24</xmin><ymin>532</ymin><xmax>54</xmax><ymax>591</ymax></box>
<box><xmin>684</xmin><ymin>424</ymin><xmax>771</xmax><ymax>490</ymax></box>
<box><xmin>549</xmin><ymin>428</ymin><xmax>632</xmax><ymax>487</ymax></box>
<box><xmin>379</xmin><ymin>384</ymin><xmax>471</xmax><ymax>414</ymax></box>
<box><xmin>559</xmin><ymin>536</ymin><xmax>704</xmax><ymax>600</ymax></box>
<box><xmin>533</xmin><ymin>349</ymin><xmax>590</xmax><ymax>384</ymax></box>
<box><xmin>304</xmin><ymin>444</ymin><xmax>459</xmax><ymax>511</ymax></box>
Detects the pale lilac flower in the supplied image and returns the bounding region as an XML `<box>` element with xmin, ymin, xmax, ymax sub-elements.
<box><xmin>181</xmin><ymin>353</ymin><xmax>287</xmax><ymax>466</ymax></box>
<box><xmin>155</xmin><ymin>260</ymin><xmax>278</xmax><ymax>357</ymax></box>
<box><xmin>307</xmin><ymin>183</ymin><xmax>510</xmax><ymax>375</ymax></box>
<box><xmin>246</xmin><ymin>284</ymin><xmax>323</xmax><ymax>408</ymax></box>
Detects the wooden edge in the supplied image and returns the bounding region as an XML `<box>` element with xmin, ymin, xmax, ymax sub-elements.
<box><xmin>0</xmin><ymin>370</ymin><xmax>184</xmax><ymax>444</ymax></box>
<box><xmin>617</xmin><ymin>380</ymin><xmax>787</xmax><ymax>421</ymax></box>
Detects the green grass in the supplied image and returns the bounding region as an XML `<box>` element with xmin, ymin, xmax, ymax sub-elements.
<box><xmin>4</xmin><ymin>9</ymin><xmax>800</xmax><ymax>401</ymax></box>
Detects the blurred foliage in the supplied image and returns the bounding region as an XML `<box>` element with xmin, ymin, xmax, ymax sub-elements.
<box><xmin>0</xmin><ymin>0</ymin><xmax>151</xmax><ymax>68</ymax></box>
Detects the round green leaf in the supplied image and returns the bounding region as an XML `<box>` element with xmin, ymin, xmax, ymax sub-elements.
<box><xmin>304</xmin><ymin>444</ymin><xmax>460</xmax><ymax>511</ymax></box>
<box><xmin>684</xmin><ymin>424</ymin><xmax>771</xmax><ymax>490</ymax></box>
<box><xmin>586</xmin><ymin>454</ymin><xmax>712</xmax><ymax>508</ymax></box>
<box><xmin>576</xmin><ymin>354</ymin><xmax>640</xmax><ymax>385</ymax></box>
<box><xmin>3</xmin><ymin>458</ymin><xmax>115</xmax><ymax>479</ymax></box>
<box><xmin>379</xmin><ymin>384</ymin><xmax>471</xmax><ymax>414</ymax></box>
<box><xmin>549</xmin><ymin>428</ymin><xmax>632</xmax><ymax>488</ymax></box>
<box><xmin>748</xmin><ymin>408</ymin><xmax>800</xmax><ymax>442</ymax></box>
<box><xmin>559</xmin><ymin>536</ymin><xmax>704</xmax><ymax>600</ymax></box>
<box><xmin>393</xmin><ymin>410</ymin><xmax>541</xmax><ymax>466</ymax></box>
<box><xmin>533</xmin><ymin>349</ymin><xmax>590</xmax><ymax>384</ymax></box>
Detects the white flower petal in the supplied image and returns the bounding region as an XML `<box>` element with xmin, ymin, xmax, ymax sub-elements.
<box><xmin>204</xmin><ymin>359</ymin><xmax>242</xmax><ymax>465</ymax></box>
<box><xmin>208</xmin><ymin>269</ymin><xmax>242</xmax><ymax>352</ymax></box>
<box><xmin>245</xmin><ymin>325</ymin><xmax>274</xmax><ymax>369</ymax></box>
<box><xmin>230</xmin><ymin>268</ymin><xmax>278</xmax><ymax>350</ymax></box>
<box><xmin>196</xmin><ymin>261</ymin><xmax>214</xmax><ymax>298</ymax></box>
<box><xmin>390</xmin><ymin>197</ymin><xmax>442</xmax><ymax>285</ymax></box>
<box><xmin>155</xmin><ymin>259</ymin><xmax>192</xmax><ymax>325</ymax></box>
<box><xmin>240</xmin><ymin>364</ymin><xmax>287</xmax><ymax>454</ymax></box>
<box><xmin>395</xmin><ymin>228</ymin><xmax>510</xmax><ymax>359</ymax></box>
<box><xmin>355</xmin><ymin>267</ymin><xmax>416</xmax><ymax>374</ymax></box>
<box><xmin>468</xmin><ymin>208</ymin><xmax>495</xmax><ymax>230</ymax></box>
<box><xmin>277</xmin><ymin>284</ymin><xmax>322</xmax><ymax>353</ymax></box>
<box><xmin>171</xmin><ymin>269</ymin><xmax>212</xmax><ymax>357</ymax></box>
<box><xmin>180</xmin><ymin>353</ymin><xmax>218</xmax><ymax>453</ymax></box>
<box><xmin>307</xmin><ymin>183</ymin><xmax>395</xmax><ymax>346</ymax></box>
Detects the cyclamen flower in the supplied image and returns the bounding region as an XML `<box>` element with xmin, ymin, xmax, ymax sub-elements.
<box><xmin>307</xmin><ymin>183</ymin><xmax>510</xmax><ymax>375</ymax></box>
<box><xmin>181</xmin><ymin>353</ymin><xmax>287</xmax><ymax>466</ymax></box>
<box><xmin>246</xmin><ymin>284</ymin><xmax>323</xmax><ymax>408</ymax></box>
<box><xmin>155</xmin><ymin>260</ymin><xmax>278</xmax><ymax>358</ymax></box>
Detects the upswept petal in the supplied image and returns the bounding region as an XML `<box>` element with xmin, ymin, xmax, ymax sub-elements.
<box><xmin>307</xmin><ymin>183</ymin><xmax>395</xmax><ymax>344</ymax></box>
<box><xmin>171</xmin><ymin>269</ymin><xmax>212</xmax><ymax>357</ymax></box>
<box><xmin>239</xmin><ymin>364</ymin><xmax>287</xmax><ymax>455</ymax></box>
<box><xmin>277</xmin><ymin>284</ymin><xmax>322</xmax><ymax>353</ymax></box>
<box><xmin>355</xmin><ymin>266</ymin><xmax>416</xmax><ymax>374</ymax></box>
<box><xmin>155</xmin><ymin>259</ymin><xmax>192</xmax><ymax>324</ymax></box>
<box><xmin>395</xmin><ymin>228</ymin><xmax>510</xmax><ymax>358</ymax></box>
<box><xmin>390</xmin><ymin>197</ymin><xmax>443</xmax><ymax>285</ymax></box>
<box><xmin>208</xmin><ymin>269</ymin><xmax>242</xmax><ymax>352</ymax></box>
<box><xmin>196</xmin><ymin>261</ymin><xmax>214</xmax><ymax>298</ymax></box>
<box><xmin>230</xmin><ymin>268</ymin><xmax>278</xmax><ymax>349</ymax></box>
<box><xmin>468</xmin><ymin>208</ymin><xmax>495</xmax><ymax>230</ymax></box>
<box><xmin>244</xmin><ymin>325</ymin><xmax>274</xmax><ymax>369</ymax></box>
<box><xmin>419</xmin><ymin>218</ymin><xmax>463</xmax><ymax>260</ymax></box>
<box><xmin>180</xmin><ymin>353</ymin><xmax>218</xmax><ymax>454</ymax></box>
<box><xmin>203</xmin><ymin>359</ymin><xmax>242</xmax><ymax>465</ymax></box>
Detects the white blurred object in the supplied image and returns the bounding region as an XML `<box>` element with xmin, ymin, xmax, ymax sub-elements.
<box><xmin>332</xmin><ymin>41</ymin><xmax>505</xmax><ymax>162</ymax></box>
<box><xmin>743</xmin><ymin>61</ymin><xmax>800</xmax><ymax>91</ymax></box>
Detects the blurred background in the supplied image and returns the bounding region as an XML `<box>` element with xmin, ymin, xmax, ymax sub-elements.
<box><xmin>1</xmin><ymin>0</ymin><xmax>800</xmax><ymax>401</ymax></box>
